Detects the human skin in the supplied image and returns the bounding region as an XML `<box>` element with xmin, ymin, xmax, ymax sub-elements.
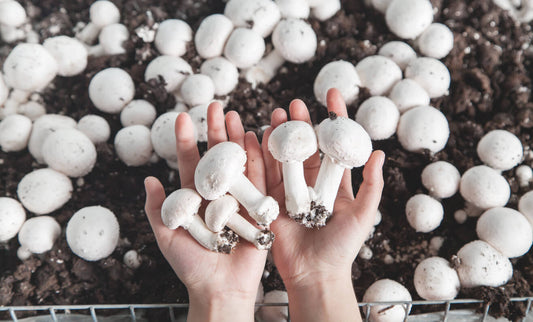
<box><xmin>262</xmin><ymin>88</ymin><xmax>385</xmax><ymax>322</ymax></box>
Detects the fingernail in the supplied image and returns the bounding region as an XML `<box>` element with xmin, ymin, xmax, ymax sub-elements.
<box><xmin>379</xmin><ymin>151</ymin><xmax>385</xmax><ymax>168</ymax></box>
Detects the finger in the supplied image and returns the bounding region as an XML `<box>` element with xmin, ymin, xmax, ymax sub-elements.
<box><xmin>271</xmin><ymin>108</ymin><xmax>287</xmax><ymax>128</ymax></box>
<box><xmin>326</xmin><ymin>88</ymin><xmax>348</xmax><ymax>118</ymax></box>
<box><xmin>175</xmin><ymin>113</ymin><xmax>200</xmax><ymax>189</ymax></box>
<box><xmin>261</xmin><ymin>126</ymin><xmax>283</xmax><ymax>190</ymax></box>
<box><xmin>338</xmin><ymin>168</ymin><xmax>354</xmax><ymax>200</ymax></box>
<box><xmin>207</xmin><ymin>101</ymin><xmax>227</xmax><ymax>149</ymax></box>
<box><xmin>244</xmin><ymin>131</ymin><xmax>266</xmax><ymax>194</ymax></box>
<box><xmin>226</xmin><ymin>111</ymin><xmax>246</xmax><ymax>148</ymax></box>
<box><xmin>144</xmin><ymin>177</ymin><xmax>173</xmax><ymax>242</ymax></box>
<box><xmin>351</xmin><ymin>151</ymin><xmax>385</xmax><ymax>227</ymax></box>
<box><xmin>288</xmin><ymin>99</ymin><xmax>322</xmax><ymax>173</ymax></box>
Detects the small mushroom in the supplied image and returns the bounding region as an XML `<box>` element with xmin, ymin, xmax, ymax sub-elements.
<box><xmin>28</xmin><ymin>114</ymin><xmax>77</xmax><ymax>163</ymax></box>
<box><xmin>88</xmin><ymin>67</ymin><xmax>135</xmax><ymax>114</ymax></box>
<box><xmin>275</xmin><ymin>0</ymin><xmax>310</xmax><ymax>19</ymax></box>
<box><xmin>144</xmin><ymin>55</ymin><xmax>192</xmax><ymax>93</ymax></box>
<box><xmin>314</xmin><ymin>60</ymin><xmax>361</xmax><ymax>107</ymax></box>
<box><xmin>77</xmin><ymin>114</ymin><xmax>111</xmax><ymax>144</ymax></box>
<box><xmin>377</xmin><ymin>41</ymin><xmax>417</xmax><ymax>70</ymax></box>
<box><xmin>195</xmin><ymin>141</ymin><xmax>279</xmax><ymax>226</ymax></box>
<box><xmin>224</xmin><ymin>0</ymin><xmax>281</xmax><ymax>38</ymax></box>
<box><xmin>123</xmin><ymin>249</ymin><xmax>142</xmax><ymax>269</ymax></box>
<box><xmin>0</xmin><ymin>197</ymin><xmax>26</xmax><ymax>242</ymax></box>
<box><xmin>76</xmin><ymin>0</ymin><xmax>120</xmax><ymax>44</ymax></box>
<box><xmin>18</xmin><ymin>216</ymin><xmax>61</xmax><ymax>257</ymax></box>
<box><xmin>405</xmin><ymin>194</ymin><xmax>444</xmax><ymax>233</ymax></box>
<box><xmin>180</xmin><ymin>74</ymin><xmax>215</xmax><ymax>107</ymax></box>
<box><xmin>0</xmin><ymin>114</ymin><xmax>32</xmax><ymax>152</ymax></box>
<box><xmin>194</xmin><ymin>14</ymin><xmax>234</xmax><ymax>59</ymax></box>
<box><xmin>355</xmin><ymin>96</ymin><xmax>400</xmax><ymax>141</ymax></box>
<box><xmin>200</xmin><ymin>57</ymin><xmax>239</xmax><ymax>96</ymax></box>
<box><xmin>154</xmin><ymin>19</ymin><xmax>192</xmax><ymax>57</ymax></box>
<box><xmin>459</xmin><ymin>165</ymin><xmax>510</xmax><ymax>210</ymax></box>
<box><xmin>414</xmin><ymin>257</ymin><xmax>460</xmax><ymax>300</ymax></box>
<box><xmin>310</xmin><ymin>0</ymin><xmax>341</xmax><ymax>21</ymax></box>
<box><xmin>405</xmin><ymin>57</ymin><xmax>451</xmax><ymax>98</ymax></box>
<box><xmin>519</xmin><ymin>191</ymin><xmax>533</xmax><ymax>227</ymax></box>
<box><xmin>120</xmin><ymin>99</ymin><xmax>157</xmax><ymax>127</ymax></box>
<box><xmin>88</xmin><ymin>23</ymin><xmax>129</xmax><ymax>56</ymax></box>
<box><xmin>385</xmin><ymin>0</ymin><xmax>434</xmax><ymax>39</ymax></box>
<box><xmin>396</xmin><ymin>105</ymin><xmax>449</xmax><ymax>154</ymax></box>
<box><xmin>43</xmin><ymin>36</ymin><xmax>88</xmax><ymax>77</ymax></box>
<box><xmin>66</xmin><ymin>206</ymin><xmax>120</xmax><ymax>261</ymax></box>
<box><xmin>516</xmin><ymin>165</ymin><xmax>533</xmax><ymax>188</ymax></box>
<box><xmin>416</xmin><ymin>23</ymin><xmax>454</xmax><ymax>59</ymax></box>
<box><xmin>477</xmin><ymin>129</ymin><xmax>523</xmax><ymax>171</ymax></box>
<box><xmin>362</xmin><ymin>279</ymin><xmax>412</xmax><ymax>322</ymax></box>
<box><xmin>205</xmin><ymin>195</ymin><xmax>274</xmax><ymax>250</ymax></box>
<box><xmin>114</xmin><ymin>125</ymin><xmax>153</xmax><ymax>167</ymax></box>
<box><xmin>355</xmin><ymin>55</ymin><xmax>402</xmax><ymax>96</ymax></box>
<box><xmin>224</xmin><ymin>28</ymin><xmax>266</xmax><ymax>69</ymax></box>
<box><xmin>421</xmin><ymin>161</ymin><xmax>461</xmax><ymax>199</ymax></box>
<box><xmin>162</xmin><ymin>188</ymin><xmax>239</xmax><ymax>253</ymax></box>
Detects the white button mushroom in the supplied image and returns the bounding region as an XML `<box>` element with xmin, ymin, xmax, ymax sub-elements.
<box><xmin>17</xmin><ymin>101</ymin><xmax>46</xmax><ymax>121</ymax></box>
<box><xmin>195</xmin><ymin>141</ymin><xmax>279</xmax><ymax>226</ymax></box>
<box><xmin>311</xmin><ymin>116</ymin><xmax>372</xmax><ymax>227</ymax></box>
<box><xmin>205</xmin><ymin>195</ymin><xmax>274</xmax><ymax>250</ymax></box>
<box><xmin>76</xmin><ymin>0</ymin><xmax>120</xmax><ymax>44</ymax></box>
<box><xmin>476</xmin><ymin>130</ymin><xmax>523</xmax><ymax>171</ymax></box>
<box><xmin>89</xmin><ymin>67</ymin><xmax>135</xmax><ymax>114</ymax></box>
<box><xmin>0</xmin><ymin>0</ymin><xmax>26</xmax><ymax>27</ymax></box>
<box><xmin>0</xmin><ymin>114</ymin><xmax>32</xmax><ymax>152</ymax></box>
<box><xmin>187</xmin><ymin>104</ymin><xmax>209</xmax><ymax>143</ymax></box>
<box><xmin>453</xmin><ymin>240</ymin><xmax>513</xmax><ymax>288</ymax></box>
<box><xmin>459</xmin><ymin>165</ymin><xmax>510</xmax><ymax>210</ymax></box>
<box><xmin>272</xmin><ymin>18</ymin><xmax>317</xmax><ymax>64</ymax></box>
<box><xmin>114</xmin><ymin>125</ymin><xmax>153</xmax><ymax>167</ymax></box>
<box><xmin>151</xmin><ymin>111</ymin><xmax>181</xmax><ymax>163</ymax></box>
<box><xmin>123</xmin><ymin>249</ymin><xmax>142</xmax><ymax>269</ymax></box>
<box><xmin>519</xmin><ymin>191</ymin><xmax>533</xmax><ymax>227</ymax></box>
<box><xmin>194</xmin><ymin>14</ymin><xmax>234</xmax><ymax>59</ymax></box>
<box><xmin>421</xmin><ymin>161</ymin><xmax>461</xmax><ymax>199</ymax></box>
<box><xmin>362</xmin><ymin>279</ymin><xmax>412</xmax><ymax>322</ymax></box>
<box><xmin>396</xmin><ymin>105</ymin><xmax>449</xmax><ymax>154</ymax></box>
<box><xmin>310</xmin><ymin>0</ymin><xmax>341</xmax><ymax>21</ymax></box>
<box><xmin>246</xmin><ymin>50</ymin><xmax>286</xmax><ymax>87</ymax></box>
<box><xmin>3</xmin><ymin>43</ymin><xmax>58</xmax><ymax>92</ymax></box>
<box><xmin>42</xmin><ymin>128</ymin><xmax>97</xmax><ymax>178</ymax></box>
<box><xmin>144</xmin><ymin>55</ymin><xmax>192</xmax><ymax>93</ymax></box>
<box><xmin>43</xmin><ymin>36</ymin><xmax>88</xmax><ymax>77</ymax></box>
<box><xmin>120</xmin><ymin>99</ymin><xmax>157</xmax><ymax>127</ymax></box>
<box><xmin>154</xmin><ymin>19</ymin><xmax>192</xmax><ymax>57</ymax></box>
<box><xmin>28</xmin><ymin>114</ymin><xmax>77</xmax><ymax>163</ymax></box>
<box><xmin>180</xmin><ymin>74</ymin><xmax>215</xmax><ymax>107</ymax></box>
<box><xmin>414</xmin><ymin>257</ymin><xmax>460</xmax><ymax>300</ymax></box>
<box><xmin>359</xmin><ymin>245</ymin><xmax>373</xmax><ymax>260</ymax></box>
<box><xmin>275</xmin><ymin>0</ymin><xmax>310</xmax><ymax>19</ymax></box>
<box><xmin>416</xmin><ymin>23</ymin><xmax>454</xmax><ymax>59</ymax></box>
<box><xmin>18</xmin><ymin>216</ymin><xmax>61</xmax><ymax>255</ymax></box>
<box><xmin>224</xmin><ymin>0</ymin><xmax>281</xmax><ymax>38</ymax></box>
<box><xmin>88</xmin><ymin>23</ymin><xmax>129</xmax><ymax>56</ymax></box>
<box><xmin>371</xmin><ymin>0</ymin><xmax>394</xmax><ymax>13</ymax></box>
<box><xmin>516</xmin><ymin>165</ymin><xmax>533</xmax><ymax>188</ymax></box>
<box><xmin>388</xmin><ymin>79</ymin><xmax>430</xmax><ymax>113</ymax></box>
<box><xmin>77</xmin><ymin>114</ymin><xmax>111</xmax><ymax>144</ymax></box>
<box><xmin>224</xmin><ymin>28</ymin><xmax>266</xmax><ymax>69</ymax></box>
<box><xmin>405</xmin><ymin>57</ymin><xmax>451</xmax><ymax>98</ymax></box>
<box><xmin>162</xmin><ymin>188</ymin><xmax>239</xmax><ymax>253</ymax></box>
<box><xmin>385</xmin><ymin>0</ymin><xmax>433</xmax><ymax>39</ymax></box>
<box><xmin>454</xmin><ymin>209</ymin><xmax>468</xmax><ymax>224</ymax></box>
<box><xmin>405</xmin><ymin>194</ymin><xmax>444</xmax><ymax>233</ymax></box>
<box><xmin>378</xmin><ymin>41</ymin><xmax>417</xmax><ymax>70</ymax></box>
<box><xmin>66</xmin><ymin>206</ymin><xmax>120</xmax><ymax>261</ymax></box>
<box><xmin>200</xmin><ymin>57</ymin><xmax>239</xmax><ymax>96</ymax></box>
<box><xmin>476</xmin><ymin>207</ymin><xmax>533</xmax><ymax>258</ymax></box>
<box><xmin>355</xmin><ymin>96</ymin><xmax>400</xmax><ymax>140</ymax></box>
<box><xmin>268</xmin><ymin>121</ymin><xmax>317</xmax><ymax>221</ymax></box>
<box><xmin>0</xmin><ymin>197</ymin><xmax>26</xmax><ymax>242</ymax></box>
<box><xmin>314</xmin><ymin>60</ymin><xmax>361</xmax><ymax>107</ymax></box>
<box><xmin>355</xmin><ymin>55</ymin><xmax>402</xmax><ymax>96</ymax></box>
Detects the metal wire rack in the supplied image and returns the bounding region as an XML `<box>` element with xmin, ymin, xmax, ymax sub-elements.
<box><xmin>0</xmin><ymin>297</ymin><xmax>532</xmax><ymax>322</ymax></box>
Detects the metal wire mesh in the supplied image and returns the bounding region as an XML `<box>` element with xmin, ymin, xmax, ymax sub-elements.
<box><xmin>0</xmin><ymin>297</ymin><xmax>532</xmax><ymax>322</ymax></box>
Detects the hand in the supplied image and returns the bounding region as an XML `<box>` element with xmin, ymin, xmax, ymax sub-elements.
<box><xmin>144</xmin><ymin>102</ymin><xmax>267</xmax><ymax>322</ymax></box>
<box><xmin>262</xmin><ymin>88</ymin><xmax>385</xmax><ymax>321</ymax></box>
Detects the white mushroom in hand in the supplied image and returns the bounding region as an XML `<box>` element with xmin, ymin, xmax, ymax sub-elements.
<box><xmin>268</xmin><ymin>120</ymin><xmax>317</xmax><ymax>221</ymax></box>
<box><xmin>161</xmin><ymin>188</ymin><xmax>239</xmax><ymax>253</ymax></box>
<box><xmin>195</xmin><ymin>141</ymin><xmax>279</xmax><ymax>226</ymax></box>
<box><xmin>206</xmin><ymin>195</ymin><xmax>274</xmax><ymax>250</ymax></box>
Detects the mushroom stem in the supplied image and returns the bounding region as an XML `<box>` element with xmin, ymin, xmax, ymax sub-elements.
<box><xmin>226</xmin><ymin>214</ymin><xmax>274</xmax><ymax>250</ymax></box>
<box><xmin>76</xmin><ymin>23</ymin><xmax>100</xmax><ymax>44</ymax></box>
<box><xmin>187</xmin><ymin>213</ymin><xmax>238</xmax><ymax>254</ymax></box>
<box><xmin>282</xmin><ymin>161</ymin><xmax>312</xmax><ymax>219</ymax></box>
<box><xmin>311</xmin><ymin>155</ymin><xmax>345</xmax><ymax>225</ymax></box>
<box><xmin>245</xmin><ymin>49</ymin><xmax>285</xmax><ymax>87</ymax></box>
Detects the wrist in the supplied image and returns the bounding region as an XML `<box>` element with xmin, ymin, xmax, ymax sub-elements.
<box><xmin>284</xmin><ymin>267</ymin><xmax>353</xmax><ymax>292</ymax></box>
<box><xmin>188</xmin><ymin>288</ymin><xmax>256</xmax><ymax>322</ymax></box>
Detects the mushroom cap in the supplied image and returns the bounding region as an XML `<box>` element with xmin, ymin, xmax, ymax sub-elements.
<box><xmin>114</xmin><ymin>125</ymin><xmax>153</xmax><ymax>167</ymax></box>
<box><xmin>355</xmin><ymin>55</ymin><xmax>402</xmax><ymax>96</ymax></box>
<box><xmin>180</xmin><ymin>74</ymin><xmax>215</xmax><ymax>107</ymax></box>
<box><xmin>275</xmin><ymin>0</ymin><xmax>310</xmax><ymax>19</ymax></box>
<box><xmin>476</xmin><ymin>207</ymin><xmax>533</xmax><ymax>258</ymax></box>
<box><xmin>66</xmin><ymin>206</ymin><xmax>120</xmax><ymax>261</ymax></box>
<box><xmin>317</xmin><ymin>116</ymin><xmax>372</xmax><ymax>168</ymax></box>
<box><xmin>272</xmin><ymin>18</ymin><xmax>317</xmax><ymax>64</ymax></box>
<box><xmin>144</xmin><ymin>55</ymin><xmax>192</xmax><ymax>92</ymax></box>
<box><xmin>3</xmin><ymin>43</ymin><xmax>58</xmax><ymax>92</ymax></box>
<box><xmin>43</xmin><ymin>36</ymin><xmax>88</xmax><ymax>77</ymax></box>
<box><xmin>28</xmin><ymin>114</ymin><xmax>77</xmax><ymax>163</ymax></box>
<box><xmin>123</xmin><ymin>249</ymin><xmax>142</xmax><ymax>269</ymax></box>
<box><xmin>18</xmin><ymin>216</ymin><xmax>61</xmax><ymax>254</ymax></box>
<box><xmin>77</xmin><ymin>114</ymin><xmax>111</xmax><ymax>144</ymax></box>
<box><xmin>42</xmin><ymin>128</ymin><xmax>97</xmax><ymax>177</ymax></box>
<box><xmin>205</xmin><ymin>195</ymin><xmax>240</xmax><ymax>232</ymax></box>
<box><xmin>0</xmin><ymin>197</ymin><xmax>26</xmax><ymax>242</ymax></box>
<box><xmin>476</xmin><ymin>129</ymin><xmax>523</xmax><ymax>171</ymax></box>
<box><xmin>120</xmin><ymin>99</ymin><xmax>157</xmax><ymax>127</ymax></box>
<box><xmin>0</xmin><ymin>114</ymin><xmax>32</xmax><ymax>152</ymax></box>
<box><xmin>355</xmin><ymin>96</ymin><xmax>400</xmax><ymax>140</ymax></box>
<box><xmin>89</xmin><ymin>0</ymin><xmax>120</xmax><ymax>27</ymax></box>
<box><xmin>421</xmin><ymin>161</ymin><xmax>461</xmax><ymax>199</ymax></box>
<box><xmin>519</xmin><ymin>191</ymin><xmax>533</xmax><ymax>227</ymax></box>
<box><xmin>188</xmin><ymin>103</ymin><xmax>209</xmax><ymax>142</ymax></box>
<box><xmin>416</xmin><ymin>23</ymin><xmax>454</xmax><ymax>59</ymax></box>
<box><xmin>388</xmin><ymin>79</ymin><xmax>430</xmax><ymax>113</ymax></box>
<box><xmin>195</xmin><ymin>141</ymin><xmax>247</xmax><ymax>200</ymax></box>
<box><xmin>150</xmin><ymin>111</ymin><xmax>181</xmax><ymax>162</ymax></box>
<box><xmin>224</xmin><ymin>0</ymin><xmax>281</xmax><ymax>37</ymax></box>
<box><xmin>268</xmin><ymin>120</ymin><xmax>318</xmax><ymax>162</ymax></box>
<box><xmin>0</xmin><ymin>0</ymin><xmax>26</xmax><ymax>27</ymax></box>
<box><xmin>362</xmin><ymin>279</ymin><xmax>412</xmax><ymax>322</ymax></box>
<box><xmin>224</xmin><ymin>28</ymin><xmax>266</xmax><ymax>69</ymax></box>
<box><xmin>459</xmin><ymin>165</ymin><xmax>510</xmax><ymax>210</ymax></box>
<box><xmin>313</xmin><ymin>60</ymin><xmax>360</xmax><ymax>106</ymax></box>
<box><xmin>414</xmin><ymin>257</ymin><xmax>460</xmax><ymax>300</ymax></box>
<box><xmin>155</xmin><ymin>19</ymin><xmax>192</xmax><ymax>57</ymax></box>
<box><xmin>310</xmin><ymin>0</ymin><xmax>341</xmax><ymax>21</ymax></box>
<box><xmin>455</xmin><ymin>240</ymin><xmax>513</xmax><ymax>288</ymax></box>
<box><xmin>17</xmin><ymin>168</ymin><xmax>73</xmax><ymax>215</ymax></box>
<box><xmin>371</xmin><ymin>0</ymin><xmax>394</xmax><ymax>13</ymax></box>
<box><xmin>377</xmin><ymin>41</ymin><xmax>417</xmax><ymax>70</ymax></box>
<box><xmin>161</xmin><ymin>188</ymin><xmax>202</xmax><ymax>229</ymax></box>
<box><xmin>0</xmin><ymin>74</ymin><xmax>8</xmax><ymax>106</ymax></box>
<box><xmin>405</xmin><ymin>57</ymin><xmax>450</xmax><ymax>98</ymax></box>
<box><xmin>89</xmin><ymin>68</ymin><xmax>135</xmax><ymax>114</ymax></box>
<box><xmin>259</xmin><ymin>290</ymin><xmax>289</xmax><ymax>321</ymax></box>
<box><xmin>98</xmin><ymin>23</ymin><xmax>129</xmax><ymax>55</ymax></box>
<box><xmin>405</xmin><ymin>194</ymin><xmax>444</xmax><ymax>233</ymax></box>
<box><xmin>396</xmin><ymin>105</ymin><xmax>449</xmax><ymax>154</ymax></box>
<box><xmin>200</xmin><ymin>57</ymin><xmax>239</xmax><ymax>96</ymax></box>
<box><xmin>385</xmin><ymin>0</ymin><xmax>433</xmax><ymax>39</ymax></box>
<box><xmin>194</xmin><ymin>14</ymin><xmax>234</xmax><ymax>59</ymax></box>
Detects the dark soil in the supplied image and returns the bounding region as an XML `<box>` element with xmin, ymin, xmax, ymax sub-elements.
<box><xmin>1</xmin><ymin>0</ymin><xmax>533</xmax><ymax>320</ymax></box>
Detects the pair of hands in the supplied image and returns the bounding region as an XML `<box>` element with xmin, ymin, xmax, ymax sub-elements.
<box><xmin>144</xmin><ymin>89</ymin><xmax>385</xmax><ymax>322</ymax></box>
